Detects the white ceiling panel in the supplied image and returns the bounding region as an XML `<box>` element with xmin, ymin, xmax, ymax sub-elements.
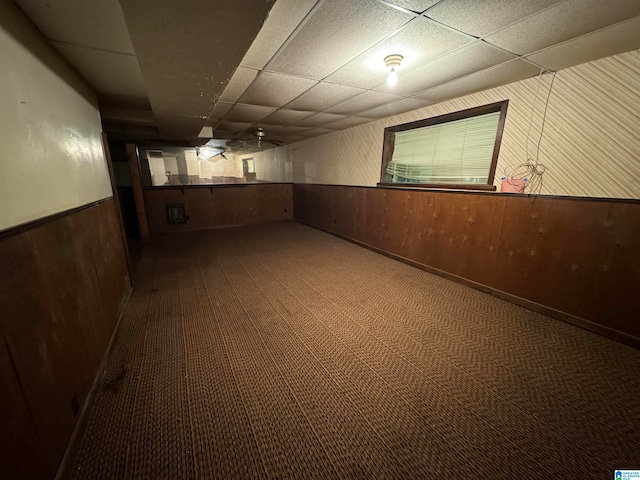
<box><xmin>326</xmin><ymin>91</ymin><xmax>405</xmax><ymax>115</ymax></box>
<box><xmin>416</xmin><ymin>58</ymin><xmax>541</xmax><ymax>103</ymax></box>
<box><xmin>484</xmin><ymin>0</ymin><xmax>640</xmax><ymax>56</ymax></box>
<box><xmin>259</xmin><ymin>126</ymin><xmax>313</xmax><ymax>143</ymax></box>
<box><xmin>296</xmin><ymin>112</ymin><xmax>347</xmax><ymax>127</ymax></box>
<box><xmin>285</xmin><ymin>82</ymin><xmax>365</xmax><ymax>111</ymax></box>
<box><xmin>220</xmin><ymin>67</ymin><xmax>259</xmax><ymax>103</ymax></box>
<box><xmin>277</xmin><ymin>135</ymin><xmax>307</xmax><ymax>144</ymax></box>
<box><xmin>257</xmin><ymin>124</ymin><xmax>294</xmax><ymax>136</ymax></box>
<box><xmin>52</xmin><ymin>42</ymin><xmax>146</xmax><ymax>97</ymax></box>
<box><xmin>224</xmin><ymin>104</ymin><xmax>278</xmax><ymax>123</ymax></box>
<box><xmin>261</xmin><ymin>109</ymin><xmax>316</xmax><ymax>125</ymax></box>
<box><xmin>358</xmin><ymin>97</ymin><xmax>432</xmax><ymax>118</ymax></box>
<box><xmin>119</xmin><ymin>0</ymin><xmax>275</xmax><ymax>138</ymax></box>
<box><xmin>266</xmin><ymin>0</ymin><xmax>414</xmax><ymax>79</ymax></box>
<box><xmin>425</xmin><ymin>0</ymin><xmax>563</xmax><ymax>38</ymax></box>
<box><xmin>384</xmin><ymin>0</ymin><xmax>441</xmax><ymax>13</ymax></box>
<box><xmin>281</xmin><ymin>125</ymin><xmax>312</xmax><ymax>134</ymax></box>
<box><xmin>213</xmin><ymin>130</ymin><xmax>240</xmax><ymax>139</ymax></box>
<box><xmin>217</xmin><ymin>120</ymin><xmax>254</xmax><ymax>133</ymax></box>
<box><xmin>526</xmin><ymin>17</ymin><xmax>640</xmax><ymax>71</ymax></box>
<box><xmin>205</xmin><ymin>102</ymin><xmax>234</xmax><ymax>126</ymax></box>
<box><xmin>299</xmin><ymin>128</ymin><xmax>336</xmax><ymax>137</ymax></box>
<box><xmin>241</xmin><ymin>0</ymin><xmax>319</xmax><ymax>69</ymax></box>
<box><xmin>14</xmin><ymin>0</ymin><xmax>135</xmax><ymax>54</ymax></box>
<box><xmin>326</xmin><ymin>16</ymin><xmax>473</xmax><ymax>89</ymax></box>
<box><xmin>375</xmin><ymin>41</ymin><xmax>516</xmax><ymax>95</ymax></box>
<box><xmin>18</xmin><ymin>0</ymin><xmax>640</xmax><ymax>143</ymax></box>
<box><xmin>238</xmin><ymin>71</ymin><xmax>317</xmax><ymax>107</ymax></box>
<box><xmin>322</xmin><ymin>116</ymin><xmax>372</xmax><ymax>129</ymax></box>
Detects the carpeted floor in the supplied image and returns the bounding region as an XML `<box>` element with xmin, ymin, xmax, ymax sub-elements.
<box><xmin>66</xmin><ymin>221</ymin><xmax>640</xmax><ymax>479</ymax></box>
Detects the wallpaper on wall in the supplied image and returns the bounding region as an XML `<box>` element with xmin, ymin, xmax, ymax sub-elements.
<box><xmin>253</xmin><ymin>49</ymin><xmax>639</xmax><ymax>199</ymax></box>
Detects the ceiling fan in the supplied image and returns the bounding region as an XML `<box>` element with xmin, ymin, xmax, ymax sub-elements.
<box><xmin>196</xmin><ymin>127</ymin><xmax>283</xmax><ymax>158</ymax></box>
<box><xmin>251</xmin><ymin>127</ymin><xmax>283</xmax><ymax>149</ymax></box>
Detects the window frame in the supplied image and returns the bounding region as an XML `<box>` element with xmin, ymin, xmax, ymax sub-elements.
<box><xmin>378</xmin><ymin>100</ymin><xmax>509</xmax><ymax>191</ymax></box>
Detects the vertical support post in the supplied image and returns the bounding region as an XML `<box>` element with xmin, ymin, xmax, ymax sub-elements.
<box><xmin>101</xmin><ymin>133</ymin><xmax>134</xmax><ymax>284</ymax></box>
<box><xmin>125</xmin><ymin>143</ymin><xmax>150</xmax><ymax>240</ymax></box>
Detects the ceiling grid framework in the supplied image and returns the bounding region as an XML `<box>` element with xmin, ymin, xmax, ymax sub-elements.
<box><xmin>208</xmin><ymin>0</ymin><xmax>640</xmax><ymax>146</ymax></box>
<box><xmin>13</xmin><ymin>0</ymin><xmax>640</xmax><ymax>143</ymax></box>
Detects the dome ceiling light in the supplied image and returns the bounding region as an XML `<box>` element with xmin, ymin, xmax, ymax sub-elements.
<box><xmin>384</xmin><ymin>54</ymin><xmax>403</xmax><ymax>87</ymax></box>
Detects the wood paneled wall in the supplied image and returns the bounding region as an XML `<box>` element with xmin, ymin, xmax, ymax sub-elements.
<box><xmin>0</xmin><ymin>198</ymin><xmax>131</xmax><ymax>478</ymax></box>
<box><xmin>144</xmin><ymin>183</ymin><xmax>294</xmax><ymax>235</ymax></box>
<box><xmin>294</xmin><ymin>184</ymin><xmax>640</xmax><ymax>343</ymax></box>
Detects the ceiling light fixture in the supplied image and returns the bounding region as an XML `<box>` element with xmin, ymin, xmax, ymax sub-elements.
<box><xmin>384</xmin><ymin>54</ymin><xmax>403</xmax><ymax>87</ymax></box>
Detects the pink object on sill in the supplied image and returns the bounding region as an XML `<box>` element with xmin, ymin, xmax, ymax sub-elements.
<box><xmin>500</xmin><ymin>178</ymin><xmax>526</xmax><ymax>193</ymax></box>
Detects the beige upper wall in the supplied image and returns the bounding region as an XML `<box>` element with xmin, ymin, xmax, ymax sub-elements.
<box><xmin>199</xmin><ymin>153</ymin><xmax>244</xmax><ymax>179</ymax></box>
<box><xmin>0</xmin><ymin>2</ymin><xmax>112</xmax><ymax>231</ymax></box>
<box><xmin>263</xmin><ymin>49</ymin><xmax>639</xmax><ymax>199</ymax></box>
<box><xmin>246</xmin><ymin>148</ymin><xmax>292</xmax><ymax>183</ymax></box>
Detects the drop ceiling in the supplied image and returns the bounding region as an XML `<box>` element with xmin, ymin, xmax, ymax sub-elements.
<box><xmin>13</xmin><ymin>0</ymin><xmax>640</xmax><ymax>145</ymax></box>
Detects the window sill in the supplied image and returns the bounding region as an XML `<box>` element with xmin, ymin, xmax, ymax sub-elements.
<box><xmin>377</xmin><ymin>182</ymin><xmax>497</xmax><ymax>192</ymax></box>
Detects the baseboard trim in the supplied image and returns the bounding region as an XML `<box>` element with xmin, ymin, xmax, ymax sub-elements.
<box><xmin>297</xmin><ymin>220</ymin><xmax>640</xmax><ymax>350</ymax></box>
<box><xmin>149</xmin><ymin>218</ymin><xmax>295</xmax><ymax>236</ymax></box>
<box><xmin>54</xmin><ymin>285</ymin><xmax>133</xmax><ymax>480</ymax></box>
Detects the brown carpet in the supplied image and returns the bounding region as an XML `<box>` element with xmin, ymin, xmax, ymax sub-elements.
<box><xmin>67</xmin><ymin>221</ymin><xmax>640</xmax><ymax>479</ymax></box>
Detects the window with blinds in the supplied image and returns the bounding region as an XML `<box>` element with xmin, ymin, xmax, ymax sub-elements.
<box><xmin>380</xmin><ymin>101</ymin><xmax>508</xmax><ymax>190</ymax></box>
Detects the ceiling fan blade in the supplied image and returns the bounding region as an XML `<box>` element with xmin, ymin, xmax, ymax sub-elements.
<box><xmin>265</xmin><ymin>139</ymin><xmax>283</xmax><ymax>147</ymax></box>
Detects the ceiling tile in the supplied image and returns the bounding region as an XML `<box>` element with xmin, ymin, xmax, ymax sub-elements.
<box><xmin>285</xmin><ymin>82</ymin><xmax>365</xmax><ymax>111</ymax></box>
<box><xmin>526</xmin><ymin>16</ymin><xmax>640</xmax><ymax>71</ymax></box>
<box><xmin>425</xmin><ymin>0</ymin><xmax>562</xmax><ymax>38</ymax></box>
<box><xmin>299</xmin><ymin>128</ymin><xmax>336</xmax><ymax>137</ymax></box>
<box><xmin>484</xmin><ymin>0</ymin><xmax>640</xmax><ymax>56</ymax></box>
<box><xmin>241</xmin><ymin>0</ymin><xmax>318</xmax><ymax>69</ymax></box>
<box><xmin>217</xmin><ymin>120</ymin><xmax>254</xmax><ymax>133</ymax></box>
<box><xmin>219</xmin><ymin>67</ymin><xmax>259</xmax><ymax>102</ymax></box>
<box><xmin>322</xmin><ymin>116</ymin><xmax>372</xmax><ymax>129</ymax></box>
<box><xmin>256</xmin><ymin>125</ymin><xmax>312</xmax><ymax>143</ymax></box>
<box><xmin>52</xmin><ymin>43</ymin><xmax>146</xmax><ymax>97</ymax></box>
<box><xmin>326</xmin><ymin>90</ymin><xmax>405</xmax><ymax>115</ymax></box>
<box><xmin>326</xmin><ymin>17</ymin><xmax>473</xmax><ymax>89</ymax></box>
<box><xmin>296</xmin><ymin>112</ymin><xmax>347</xmax><ymax>127</ymax></box>
<box><xmin>213</xmin><ymin>130</ymin><xmax>241</xmax><ymax>139</ymax></box>
<box><xmin>374</xmin><ymin>41</ymin><xmax>517</xmax><ymax>95</ymax></box>
<box><xmin>416</xmin><ymin>59</ymin><xmax>541</xmax><ymax>103</ymax></box>
<box><xmin>385</xmin><ymin>0</ymin><xmax>440</xmax><ymax>13</ymax></box>
<box><xmin>153</xmin><ymin>113</ymin><xmax>204</xmax><ymax>140</ymax></box>
<box><xmin>281</xmin><ymin>125</ymin><xmax>312</xmax><ymax>134</ymax></box>
<box><xmin>261</xmin><ymin>109</ymin><xmax>316</xmax><ymax>125</ymax></box>
<box><xmin>205</xmin><ymin>102</ymin><xmax>234</xmax><ymax>126</ymax></box>
<box><xmin>119</xmin><ymin>0</ymin><xmax>274</xmax><ymax>138</ymax></box>
<box><xmin>14</xmin><ymin>0</ymin><xmax>135</xmax><ymax>54</ymax></box>
<box><xmin>238</xmin><ymin>71</ymin><xmax>317</xmax><ymax>107</ymax></box>
<box><xmin>257</xmin><ymin>124</ymin><xmax>292</xmax><ymax>136</ymax></box>
<box><xmin>266</xmin><ymin>0</ymin><xmax>414</xmax><ymax>79</ymax></box>
<box><xmin>224</xmin><ymin>104</ymin><xmax>278</xmax><ymax>123</ymax></box>
<box><xmin>277</xmin><ymin>135</ymin><xmax>307</xmax><ymax>144</ymax></box>
<box><xmin>358</xmin><ymin>97</ymin><xmax>432</xmax><ymax>118</ymax></box>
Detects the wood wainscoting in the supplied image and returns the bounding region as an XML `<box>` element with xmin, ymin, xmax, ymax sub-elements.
<box><xmin>144</xmin><ymin>183</ymin><xmax>294</xmax><ymax>235</ymax></box>
<box><xmin>293</xmin><ymin>184</ymin><xmax>640</xmax><ymax>346</ymax></box>
<box><xmin>0</xmin><ymin>198</ymin><xmax>131</xmax><ymax>477</ymax></box>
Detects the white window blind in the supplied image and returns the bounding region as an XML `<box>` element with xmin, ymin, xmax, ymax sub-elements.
<box><xmin>386</xmin><ymin>111</ymin><xmax>500</xmax><ymax>184</ymax></box>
